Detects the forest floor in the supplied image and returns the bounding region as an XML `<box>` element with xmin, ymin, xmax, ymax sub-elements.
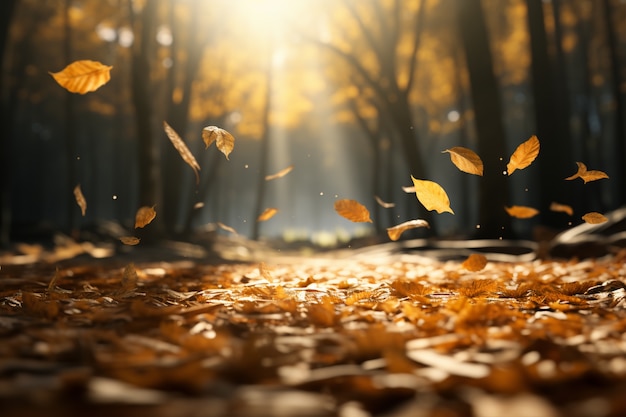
<box><xmin>1</xmin><ymin>231</ymin><xmax>626</xmax><ymax>417</ymax></box>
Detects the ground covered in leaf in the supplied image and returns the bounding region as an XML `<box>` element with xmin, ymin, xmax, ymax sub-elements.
<box><xmin>1</xmin><ymin>240</ymin><xmax>626</xmax><ymax>417</ymax></box>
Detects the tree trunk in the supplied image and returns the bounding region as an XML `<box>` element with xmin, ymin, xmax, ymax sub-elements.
<box><xmin>457</xmin><ymin>0</ymin><xmax>511</xmax><ymax>238</ymax></box>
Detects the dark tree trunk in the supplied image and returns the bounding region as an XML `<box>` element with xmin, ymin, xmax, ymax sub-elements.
<box><xmin>457</xmin><ymin>0</ymin><xmax>512</xmax><ymax>238</ymax></box>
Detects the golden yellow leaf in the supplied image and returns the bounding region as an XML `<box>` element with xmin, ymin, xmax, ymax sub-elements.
<box><xmin>549</xmin><ymin>202</ymin><xmax>573</xmax><ymax>216</ymax></box>
<box><xmin>442</xmin><ymin>147</ymin><xmax>483</xmax><ymax>176</ymax></box>
<box><xmin>265</xmin><ymin>165</ymin><xmax>294</xmax><ymax>181</ymax></box>
<box><xmin>582</xmin><ymin>212</ymin><xmax>608</xmax><ymax>224</ymax></box>
<box><xmin>565</xmin><ymin>162</ymin><xmax>609</xmax><ymax>183</ymax></box>
<box><xmin>386</xmin><ymin>219</ymin><xmax>430</xmax><ymax>241</ymax></box>
<box><xmin>120</xmin><ymin>236</ymin><xmax>141</xmax><ymax>246</ymax></box>
<box><xmin>504</xmin><ymin>205</ymin><xmax>539</xmax><ymax>219</ymax></box>
<box><xmin>411</xmin><ymin>176</ymin><xmax>454</xmax><ymax>214</ymax></box>
<box><xmin>135</xmin><ymin>205</ymin><xmax>156</xmax><ymax>228</ymax></box>
<box><xmin>564</xmin><ymin>161</ymin><xmax>587</xmax><ymax>180</ymax></box>
<box><xmin>164</xmin><ymin>121</ymin><xmax>201</xmax><ymax>184</ymax></box>
<box><xmin>73</xmin><ymin>184</ymin><xmax>87</xmax><ymax>217</ymax></box>
<box><xmin>462</xmin><ymin>253</ymin><xmax>488</xmax><ymax>272</ymax></box>
<box><xmin>257</xmin><ymin>207</ymin><xmax>278</xmax><ymax>222</ymax></box>
<box><xmin>202</xmin><ymin>126</ymin><xmax>235</xmax><ymax>160</ymax></box>
<box><xmin>49</xmin><ymin>60</ymin><xmax>112</xmax><ymax>94</ymax></box>
<box><xmin>507</xmin><ymin>135</ymin><xmax>540</xmax><ymax>175</ymax></box>
<box><xmin>334</xmin><ymin>199</ymin><xmax>373</xmax><ymax>223</ymax></box>
<box><xmin>374</xmin><ymin>195</ymin><xmax>395</xmax><ymax>208</ymax></box>
<box><xmin>217</xmin><ymin>222</ymin><xmax>238</xmax><ymax>235</ymax></box>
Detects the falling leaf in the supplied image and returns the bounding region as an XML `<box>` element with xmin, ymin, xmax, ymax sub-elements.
<box><xmin>550</xmin><ymin>202</ymin><xmax>573</xmax><ymax>216</ymax></box>
<box><xmin>462</xmin><ymin>254</ymin><xmax>488</xmax><ymax>272</ymax></box>
<box><xmin>411</xmin><ymin>176</ymin><xmax>454</xmax><ymax>214</ymax></box>
<box><xmin>193</xmin><ymin>202</ymin><xmax>205</xmax><ymax>209</ymax></box>
<box><xmin>73</xmin><ymin>184</ymin><xmax>87</xmax><ymax>216</ymax></box>
<box><xmin>217</xmin><ymin>222</ymin><xmax>238</xmax><ymax>235</ymax></box>
<box><xmin>505</xmin><ymin>205</ymin><xmax>539</xmax><ymax>219</ymax></box>
<box><xmin>375</xmin><ymin>195</ymin><xmax>395</xmax><ymax>208</ymax></box>
<box><xmin>257</xmin><ymin>208</ymin><xmax>278</xmax><ymax>222</ymax></box>
<box><xmin>442</xmin><ymin>147</ymin><xmax>483</xmax><ymax>176</ymax></box>
<box><xmin>507</xmin><ymin>135</ymin><xmax>540</xmax><ymax>175</ymax></box>
<box><xmin>386</xmin><ymin>219</ymin><xmax>430</xmax><ymax>241</ymax></box>
<box><xmin>265</xmin><ymin>165</ymin><xmax>294</xmax><ymax>181</ymax></box>
<box><xmin>334</xmin><ymin>199</ymin><xmax>373</xmax><ymax>223</ymax></box>
<box><xmin>164</xmin><ymin>121</ymin><xmax>201</xmax><ymax>184</ymax></box>
<box><xmin>49</xmin><ymin>60</ymin><xmax>112</xmax><ymax>94</ymax></box>
<box><xmin>202</xmin><ymin>126</ymin><xmax>235</xmax><ymax>160</ymax></box>
<box><xmin>120</xmin><ymin>236</ymin><xmax>141</xmax><ymax>246</ymax></box>
<box><xmin>402</xmin><ymin>186</ymin><xmax>415</xmax><ymax>193</ymax></box>
<box><xmin>135</xmin><ymin>206</ymin><xmax>156</xmax><ymax>228</ymax></box>
<box><xmin>582</xmin><ymin>212</ymin><xmax>608</xmax><ymax>224</ymax></box>
<box><xmin>565</xmin><ymin>162</ymin><xmax>609</xmax><ymax>183</ymax></box>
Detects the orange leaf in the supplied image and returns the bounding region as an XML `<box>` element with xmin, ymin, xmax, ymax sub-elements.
<box><xmin>217</xmin><ymin>222</ymin><xmax>238</xmax><ymax>235</ymax></box>
<box><xmin>375</xmin><ymin>195</ymin><xmax>395</xmax><ymax>208</ymax></box>
<box><xmin>564</xmin><ymin>161</ymin><xmax>587</xmax><ymax>180</ymax></box>
<box><xmin>549</xmin><ymin>202</ymin><xmax>573</xmax><ymax>216</ymax></box>
<box><xmin>164</xmin><ymin>121</ymin><xmax>201</xmax><ymax>184</ymax></box>
<box><xmin>135</xmin><ymin>206</ymin><xmax>156</xmax><ymax>228</ymax></box>
<box><xmin>582</xmin><ymin>212</ymin><xmax>608</xmax><ymax>224</ymax></box>
<box><xmin>564</xmin><ymin>162</ymin><xmax>609</xmax><ymax>183</ymax></box>
<box><xmin>334</xmin><ymin>199</ymin><xmax>372</xmax><ymax>223</ymax></box>
<box><xmin>462</xmin><ymin>254</ymin><xmax>488</xmax><ymax>272</ymax></box>
<box><xmin>257</xmin><ymin>207</ymin><xmax>278</xmax><ymax>222</ymax></box>
<box><xmin>73</xmin><ymin>184</ymin><xmax>87</xmax><ymax>216</ymax></box>
<box><xmin>265</xmin><ymin>165</ymin><xmax>294</xmax><ymax>181</ymax></box>
<box><xmin>120</xmin><ymin>236</ymin><xmax>141</xmax><ymax>246</ymax></box>
<box><xmin>504</xmin><ymin>205</ymin><xmax>539</xmax><ymax>219</ymax></box>
<box><xmin>49</xmin><ymin>60</ymin><xmax>112</xmax><ymax>94</ymax></box>
<box><xmin>202</xmin><ymin>126</ymin><xmax>235</xmax><ymax>160</ymax></box>
<box><xmin>507</xmin><ymin>135</ymin><xmax>540</xmax><ymax>175</ymax></box>
<box><xmin>442</xmin><ymin>147</ymin><xmax>483</xmax><ymax>176</ymax></box>
<box><xmin>411</xmin><ymin>176</ymin><xmax>454</xmax><ymax>214</ymax></box>
<box><xmin>386</xmin><ymin>219</ymin><xmax>430</xmax><ymax>241</ymax></box>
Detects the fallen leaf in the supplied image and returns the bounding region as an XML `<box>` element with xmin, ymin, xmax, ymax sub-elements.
<box><xmin>462</xmin><ymin>254</ymin><xmax>488</xmax><ymax>272</ymax></box>
<box><xmin>505</xmin><ymin>205</ymin><xmax>539</xmax><ymax>219</ymax></box>
<box><xmin>386</xmin><ymin>219</ymin><xmax>430</xmax><ymax>241</ymax></box>
<box><xmin>411</xmin><ymin>176</ymin><xmax>454</xmax><ymax>214</ymax></box>
<box><xmin>257</xmin><ymin>207</ymin><xmax>278</xmax><ymax>222</ymax></box>
<box><xmin>334</xmin><ymin>199</ymin><xmax>373</xmax><ymax>223</ymax></box>
<box><xmin>442</xmin><ymin>147</ymin><xmax>483</xmax><ymax>176</ymax></box>
<box><xmin>217</xmin><ymin>222</ymin><xmax>238</xmax><ymax>235</ymax></box>
<box><xmin>49</xmin><ymin>60</ymin><xmax>112</xmax><ymax>94</ymax></box>
<box><xmin>265</xmin><ymin>165</ymin><xmax>294</xmax><ymax>181</ymax></box>
<box><xmin>564</xmin><ymin>162</ymin><xmax>609</xmax><ymax>183</ymax></box>
<box><xmin>507</xmin><ymin>135</ymin><xmax>540</xmax><ymax>175</ymax></box>
<box><xmin>164</xmin><ymin>121</ymin><xmax>201</xmax><ymax>184</ymax></box>
<box><xmin>582</xmin><ymin>212</ymin><xmax>608</xmax><ymax>224</ymax></box>
<box><xmin>549</xmin><ymin>202</ymin><xmax>573</xmax><ymax>216</ymax></box>
<box><xmin>135</xmin><ymin>206</ymin><xmax>157</xmax><ymax>228</ymax></box>
<box><xmin>375</xmin><ymin>195</ymin><xmax>395</xmax><ymax>208</ymax></box>
<box><xmin>73</xmin><ymin>184</ymin><xmax>87</xmax><ymax>216</ymax></box>
<box><xmin>120</xmin><ymin>263</ymin><xmax>138</xmax><ymax>293</ymax></box>
<box><xmin>120</xmin><ymin>236</ymin><xmax>141</xmax><ymax>246</ymax></box>
<box><xmin>202</xmin><ymin>126</ymin><xmax>235</xmax><ymax>160</ymax></box>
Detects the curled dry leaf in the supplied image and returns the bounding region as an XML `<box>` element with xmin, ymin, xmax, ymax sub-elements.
<box><xmin>442</xmin><ymin>147</ymin><xmax>483</xmax><ymax>176</ymax></box>
<box><xmin>120</xmin><ymin>236</ymin><xmax>141</xmax><ymax>246</ymax></box>
<box><xmin>565</xmin><ymin>162</ymin><xmax>609</xmax><ymax>183</ymax></box>
<box><xmin>411</xmin><ymin>176</ymin><xmax>454</xmax><ymax>214</ymax></box>
<box><xmin>217</xmin><ymin>222</ymin><xmax>238</xmax><ymax>235</ymax></box>
<box><xmin>120</xmin><ymin>263</ymin><xmax>138</xmax><ymax>294</ymax></box>
<box><xmin>202</xmin><ymin>126</ymin><xmax>235</xmax><ymax>160</ymax></box>
<box><xmin>462</xmin><ymin>253</ymin><xmax>488</xmax><ymax>272</ymax></box>
<box><xmin>582</xmin><ymin>212</ymin><xmax>608</xmax><ymax>224</ymax></box>
<box><xmin>135</xmin><ymin>206</ymin><xmax>157</xmax><ymax>228</ymax></box>
<box><xmin>265</xmin><ymin>165</ymin><xmax>294</xmax><ymax>181</ymax></box>
<box><xmin>505</xmin><ymin>205</ymin><xmax>539</xmax><ymax>219</ymax></box>
<box><xmin>163</xmin><ymin>121</ymin><xmax>201</xmax><ymax>184</ymax></box>
<box><xmin>375</xmin><ymin>195</ymin><xmax>395</xmax><ymax>208</ymax></box>
<box><xmin>507</xmin><ymin>135</ymin><xmax>540</xmax><ymax>175</ymax></box>
<box><xmin>386</xmin><ymin>219</ymin><xmax>429</xmax><ymax>241</ymax></box>
<box><xmin>334</xmin><ymin>199</ymin><xmax>373</xmax><ymax>223</ymax></box>
<box><xmin>550</xmin><ymin>202</ymin><xmax>574</xmax><ymax>216</ymax></box>
<box><xmin>73</xmin><ymin>184</ymin><xmax>87</xmax><ymax>217</ymax></box>
<box><xmin>49</xmin><ymin>60</ymin><xmax>112</xmax><ymax>94</ymax></box>
<box><xmin>257</xmin><ymin>207</ymin><xmax>278</xmax><ymax>222</ymax></box>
